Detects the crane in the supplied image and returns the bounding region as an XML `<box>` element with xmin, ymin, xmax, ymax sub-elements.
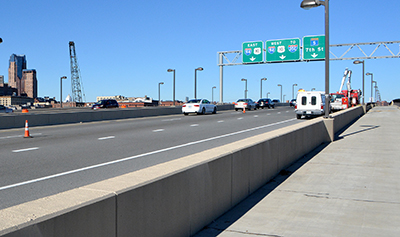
<box><xmin>69</xmin><ymin>41</ymin><xmax>85</xmax><ymax>103</ymax></box>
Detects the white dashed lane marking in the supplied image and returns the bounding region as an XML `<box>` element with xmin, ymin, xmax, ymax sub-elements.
<box><xmin>98</xmin><ymin>136</ymin><xmax>115</xmax><ymax>140</ymax></box>
<box><xmin>12</xmin><ymin>147</ymin><xmax>39</xmax><ymax>153</ymax></box>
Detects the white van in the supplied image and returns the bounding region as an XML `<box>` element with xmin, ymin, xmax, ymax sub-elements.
<box><xmin>295</xmin><ymin>91</ymin><xmax>326</xmax><ymax>119</ymax></box>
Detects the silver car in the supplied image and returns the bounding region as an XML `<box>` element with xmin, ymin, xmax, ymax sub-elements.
<box><xmin>0</xmin><ymin>105</ymin><xmax>13</xmax><ymax>113</ymax></box>
<box><xmin>235</xmin><ymin>99</ymin><xmax>257</xmax><ymax>111</ymax></box>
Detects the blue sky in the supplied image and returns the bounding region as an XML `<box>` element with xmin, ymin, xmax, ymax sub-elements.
<box><xmin>1</xmin><ymin>0</ymin><xmax>399</xmax><ymax>103</ymax></box>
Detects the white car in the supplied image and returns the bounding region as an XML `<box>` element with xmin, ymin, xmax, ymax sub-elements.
<box><xmin>182</xmin><ymin>99</ymin><xmax>216</xmax><ymax>115</ymax></box>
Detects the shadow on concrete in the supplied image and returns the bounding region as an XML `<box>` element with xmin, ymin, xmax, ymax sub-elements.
<box><xmin>335</xmin><ymin>125</ymin><xmax>380</xmax><ymax>141</ymax></box>
<box><xmin>195</xmin><ymin>142</ymin><xmax>330</xmax><ymax>236</ymax></box>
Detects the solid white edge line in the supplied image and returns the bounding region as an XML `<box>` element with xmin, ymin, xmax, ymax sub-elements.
<box><xmin>0</xmin><ymin>133</ymin><xmax>42</xmax><ymax>140</ymax></box>
<box><xmin>0</xmin><ymin>118</ymin><xmax>296</xmax><ymax>191</ymax></box>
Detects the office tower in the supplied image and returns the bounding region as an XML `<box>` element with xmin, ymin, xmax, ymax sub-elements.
<box><xmin>8</xmin><ymin>54</ymin><xmax>27</xmax><ymax>96</ymax></box>
<box><xmin>0</xmin><ymin>75</ymin><xmax>4</xmax><ymax>86</ymax></box>
<box><xmin>22</xmin><ymin>69</ymin><xmax>37</xmax><ymax>98</ymax></box>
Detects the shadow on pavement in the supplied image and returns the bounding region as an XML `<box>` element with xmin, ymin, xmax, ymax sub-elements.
<box><xmin>335</xmin><ymin>125</ymin><xmax>379</xmax><ymax>141</ymax></box>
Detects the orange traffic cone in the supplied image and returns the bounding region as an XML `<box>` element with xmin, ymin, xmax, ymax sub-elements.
<box><xmin>24</xmin><ymin>120</ymin><xmax>31</xmax><ymax>138</ymax></box>
<box><xmin>243</xmin><ymin>107</ymin><xmax>246</xmax><ymax>113</ymax></box>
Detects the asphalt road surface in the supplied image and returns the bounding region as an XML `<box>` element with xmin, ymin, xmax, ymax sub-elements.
<box><xmin>0</xmin><ymin>106</ymin><xmax>303</xmax><ymax>209</ymax></box>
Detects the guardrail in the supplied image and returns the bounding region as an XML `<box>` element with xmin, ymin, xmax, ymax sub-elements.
<box><xmin>0</xmin><ymin>106</ymin><xmax>365</xmax><ymax>237</ymax></box>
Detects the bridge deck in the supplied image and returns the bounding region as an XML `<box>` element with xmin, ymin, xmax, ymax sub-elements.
<box><xmin>196</xmin><ymin>106</ymin><xmax>400</xmax><ymax>237</ymax></box>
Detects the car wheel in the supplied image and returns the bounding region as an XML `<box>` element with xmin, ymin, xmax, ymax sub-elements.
<box><xmin>200</xmin><ymin>108</ymin><xmax>205</xmax><ymax>115</ymax></box>
<box><xmin>212</xmin><ymin>107</ymin><xmax>217</xmax><ymax>114</ymax></box>
<box><xmin>235</xmin><ymin>108</ymin><xmax>238</xmax><ymax>111</ymax></box>
<box><xmin>184</xmin><ymin>113</ymin><xmax>188</xmax><ymax>116</ymax></box>
<box><xmin>296</xmin><ymin>114</ymin><xmax>301</xmax><ymax>119</ymax></box>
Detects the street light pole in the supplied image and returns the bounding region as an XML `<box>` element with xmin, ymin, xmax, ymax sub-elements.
<box><xmin>260</xmin><ymin>78</ymin><xmax>267</xmax><ymax>98</ymax></box>
<box><xmin>212</xmin><ymin>86</ymin><xmax>216</xmax><ymax>103</ymax></box>
<box><xmin>301</xmin><ymin>0</ymin><xmax>330</xmax><ymax>118</ymax></box>
<box><xmin>241</xmin><ymin>78</ymin><xmax>247</xmax><ymax>99</ymax></box>
<box><xmin>167</xmin><ymin>69</ymin><xmax>176</xmax><ymax>106</ymax></box>
<box><xmin>366</xmin><ymin>72</ymin><xmax>373</xmax><ymax>102</ymax></box>
<box><xmin>158</xmin><ymin>82</ymin><xmax>164</xmax><ymax>105</ymax></box>
<box><xmin>267</xmin><ymin>92</ymin><xmax>270</xmax><ymax>98</ymax></box>
<box><xmin>353</xmin><ymin>60</ymin><xmax>365</xmax><ymax>104</ymax></box>
<box><xmin>194</xmin><ymin>67</ymin><xmax>203</xmax><ymax>99</ymax></box>
<box><xmin>277</xmin><ymin>84</ymin><xmax>282</xmax><ymax>102</ymax></box>
<box><xmin>292</xmin><ymin>83</ymin><xmax>298</xmax><ymax>100</ymax></box>
<box><xmin>60</xmin><ymin>76</ymin><xmax>67</xmax><ymax>108</ymax></box>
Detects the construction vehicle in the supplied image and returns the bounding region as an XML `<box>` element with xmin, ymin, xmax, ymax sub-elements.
<box><xmin>330</xmin><ymin>68</ymin><xmax>361</xmax><ymax>111</ymax></box>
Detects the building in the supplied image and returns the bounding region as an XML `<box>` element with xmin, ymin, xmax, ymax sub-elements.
<box><xmin>8</xmin><ymin>54</ymin><xmax>26</xmax><ymax>96</ymax></box>
<box><xmin>0</xmin><ymin>84</ymin><xmax>18</xmax><ymax>97</ymax></box>
<box><xmin>22</xmin><ymin>69</ymin><xmax>37</xmax><ymax>98</ymax></box>
<box><xmin>0</xmin><ymin>95</ymin><xmax>33</xmax><ymax>107</ymax></box>
<box><xmin>0</xmin><ymin>75</ymin><xmax>4</xmax><ymax>86</ymax></box>
<box><xmin>8</xmin><ymin>54</ymin><xmax>37</xmax><ymax>98</ymax></box>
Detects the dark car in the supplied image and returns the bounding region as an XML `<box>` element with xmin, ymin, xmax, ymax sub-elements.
<box><xmin>91</xmin><ymin>99</ymin><xmax>119</xmax><ymax>109</ymax></box>
<box><xmin>290</xmin><ymin>99</ymin><xmax>296</xmax><ymax>107</ymax></box>
<box><xmin>272</xmin><ymin>99</ymin><xmax>280</xmax><ymax>104</ymax></box>
<box><xmin>0</xmin><ymin>105</ymin><xmax>13</xmax><ymax>113</ymax></box>
<box><xmin>256</xmin><ymin>98</ymin><xmax>275</xmax><ymax>109</ymax></box>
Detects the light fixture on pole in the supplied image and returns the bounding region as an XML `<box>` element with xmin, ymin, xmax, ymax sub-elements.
<box><xmin>167</xmin><ymin>69</ymin><xmax>176</xmax><ymax>106</ymax></box>
<box><xmin>0</xmin><ymin>38</ymin><xmax>3</xmax><ymax>44</ymax></box>
<box><xmin>212</xmin><ymin>86</ymin><xmax>216</xmax><ymax>103</ymax></box>
<box><xmin>366</xmin><ymin>72</ymin><xmax>373</xmax><ymax>103</ymax></box>
<box><xmin>277</xmin><ymin>84</ymin><xmax>282</xmax><ymax>102</ymax></box>
<box><xmin>301</xmin><ymin>0</ymin><xmax>330</xmax><ymax>118</ymax></box>
<box><xmin>241</xmin><ymin>78</ymin><xmax>248</xmax><ymax>99</ymax></box>
<box><xmin>260</xmin><ymin>78</ymin><xmax>267</xmax><ymax>98</ymax></box>
<box><xmin>60</xmin><ymin>76</ymin><xmax>67</xmax><ymax>108</ymax></box>
<box><xmin>353</xmin><ymin>60</ymin><xmax>365</xmax><ymax>104</ymax></box>
<box><xmin>292</xmin><ymin>83</ymin><xmax>298</xmax><ymax>100</ymax></box>
<box><xmin>194</xmin><ymin>67</ymin><xmax>203</xmax><ymax>99</ymax></box>
<box><xmin>311</xmin><ymin>88</ymin><xmax>316</xmax><ymax>91</ymax></box>
<box><xmin>158</xmin><ymin>82</ymin><xmax>164</xmax><ymax>105</ymax></box>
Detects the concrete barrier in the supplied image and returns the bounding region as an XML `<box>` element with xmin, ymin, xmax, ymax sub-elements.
<box><xmin>0</xmin><ymin>105</ymin><xmax>234</xmax><ymax>129</ymax></box>
<box><xmin>0</xmin><ymin>106</ymin><xmax>364</xmax><ymax>237</ymax></box>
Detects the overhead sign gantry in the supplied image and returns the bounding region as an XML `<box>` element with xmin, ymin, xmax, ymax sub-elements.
<box><xmin>217</xmin><ymin>40</ymin><xmax>400</xmax><ymax>103</ymax></box>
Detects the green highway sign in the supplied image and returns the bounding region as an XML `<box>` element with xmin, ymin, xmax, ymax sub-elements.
<box><xmin>266</xmin><ymin>38</ymin><xmax>300</xmax><ymax>62</ymax></box>
<box><xmin>242</xmin><ymin>41</ymin><xmax>263</xmax><ymax>63</ymax></box>
<box><xmin>303</xmin><ymin>35</ymin><xmax>325</xmax><ymax>60</ymax></box>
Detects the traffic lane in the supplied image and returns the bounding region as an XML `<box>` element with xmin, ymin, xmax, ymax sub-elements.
<box><xmin>0</xmin><ymin>107</ymin><xmax>299</xmax><ymax>186</ymax></box>
<box><xmin>0</xmin><ymin>115</ymin><xmax>301</xmax><ymax>209</ymax></box>
<box><xmin>0</xmin><ymin>107</ymin><xmax>302</xmax><ymax>208</ymax></box>
<box><xmin>0</xmin><ymin>106</ymin><xmax>294</xmax><ymax>149</ymax></box>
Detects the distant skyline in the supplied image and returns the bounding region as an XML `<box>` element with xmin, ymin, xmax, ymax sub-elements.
<box><xmin>0</xmin><ymin>0</ymin><xmax>399</xmax><ymax>102</ymax></box>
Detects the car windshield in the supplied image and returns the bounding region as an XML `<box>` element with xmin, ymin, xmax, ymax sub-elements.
<box><xmin>237</xmin><ymin>99</ymin><xmax>248</xmax><ymax>102</ymax></box>
<box><xmin>187</xmin><ymin>99</ymin><xmax>201</xmax><ymax>103</ymax></box>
